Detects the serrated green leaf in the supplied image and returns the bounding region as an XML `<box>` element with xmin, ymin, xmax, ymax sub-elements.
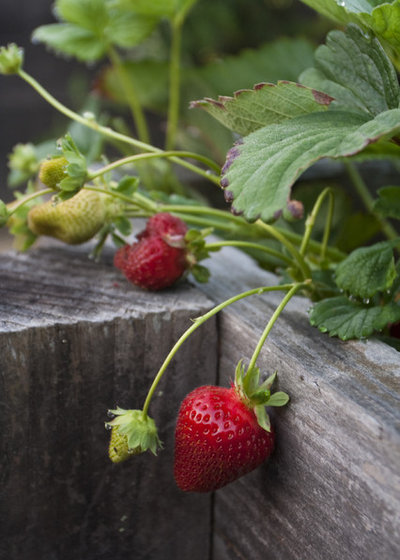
<box><xmin>310</xmin><ymin>295</ymin><xmax>400</xmax><ymax>339</ymax></box>
<box><xmin>335</xmin><ymin>239</ymin><xmax>399</xmax><ymax>298</ymax></box>
<box><xmin>33</xmin><ymin>0</ymin><xmax>158</xmax><ymax>62</ymax></box>
<box><xmin>33</xmin><ymin>24</ymin><xmax>106</xmax><ymax>62</ymax></box>
<box><xmin>191</xmin><ymin>81</ymin><xmax>333</xmax><ymax>137</ymax></box>
<box><xmin>300</xmin><ymin>1</ymin><xmax>400</xmax><ymax>55</ymax></box>
<box><xmin>373</xmin><ymin>186</ymin><xmax>400</xmax><ymax>219</ymax></box>
<box><xmin>221</xmin><ymin>109</ymin><xmax>400</xmax><ymax>222</ymax></box>
<box><xmin>300</xmin><ymin>24</ymin><xmax>400</xmax><ymax>117</ymax></box>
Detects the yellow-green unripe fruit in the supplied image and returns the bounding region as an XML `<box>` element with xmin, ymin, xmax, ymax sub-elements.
<box><xmin>38</xmin><ymin>156</ymin><xmax>69</xmax><ymax>190</ymax></box>
<box><xmin>27</xmin><ymin>189</ymin><xmax>110</xmax><ymax>244</ymax></box>
<box><xmin>108</xmin><ymin>427</ymin><xmax>141</xmax><ymax>463</ymax></box>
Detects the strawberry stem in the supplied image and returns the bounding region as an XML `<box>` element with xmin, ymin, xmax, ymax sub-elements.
<box><xmin>6</xmin><ymin>187</ymin><xmax>53</xmax><ymax>215</ymax></box>
<box><xmin>205</xmin><ymin>240</ymin><xmax>292</xmax><ymax>266</ymax></box>
<box><xmin>246</xmin><ymin>282</ymin><xmax>307</xmax><ymax>375</ymax></box>
<box><xmin>141</xmin><ymin>283</ymin><xmax>299</xmax><ymax>418</ymax></box>
<box><xmin>300</xmin><ymin>187</ymin><xmax>334</xmax><ymax>261</ymax></box>
<box><xmin>86</xmin><ymin>151</ymin><xmax>221</xmax><ymax>181</ymax></box>
<box><xmin>17</xmin><ymin>69</ymin><xmax>221</xmax><ymax>187</ymax></box>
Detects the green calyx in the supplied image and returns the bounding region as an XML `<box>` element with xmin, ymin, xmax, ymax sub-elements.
<box><xmin>184</xmin><ymin>227</ymin><xmax>214</xmax><ymax>283</ymax></box>
<box><xmin>106</xmin><ymin>407</ymin><xmax>162</xmax><ymax>456</ymax></box>
<box><xmin>0</xmin><ymin>43</ymin><xmax>23</xmax><ymax>74</ymax></box>
<box><xmin>234</xmin><ymin>360</ymin><xmax>290</xmax><ymax>432</ymax></box>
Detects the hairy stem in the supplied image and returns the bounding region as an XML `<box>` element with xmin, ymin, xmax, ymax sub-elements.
<box><xmin>141</xmin><ymin>284</ymin><xmax>297</xmax><ymax>417</ymax></box>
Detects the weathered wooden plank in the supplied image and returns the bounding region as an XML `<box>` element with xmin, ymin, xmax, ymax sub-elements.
<box><xmin>197</xmin><ymin>246</ymin><xmax>400</xmax><ymax>560</ymax></box>
<box><xmin>0</xmin><ymin>245</ymin><xmax>218</xmax><ymax>560</ymax></box>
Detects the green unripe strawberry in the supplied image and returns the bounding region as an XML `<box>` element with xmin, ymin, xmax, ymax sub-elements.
<box><xmin>27</xmin><ymin>189</ymin><xmax>110</xmax><ymax>244</ymax></box>
<box><xmin>109</xmin><ymin>427</ymin><xmax>142</xmax><ymax>463</ymax></box>
<box><xmin>38</xmin><ymin>156</ymin><xmax>69</xmax><ymax>190</ymax></box>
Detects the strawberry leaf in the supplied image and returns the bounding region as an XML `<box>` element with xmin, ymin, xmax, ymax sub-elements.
<box><xmin>191</xmin><ymin>81</ymin><xmax>333</xmax><ymax>137</ymax></box>
<box><xmin>221</xmin><ymin>109</ymin><xmax>400</xmax><ymax>222</ymax></box>
<box><xmin>115</xmin><ymin>0</ymin><xmax>198</xmax><ymax>20</ymax></box>
<box><xmin>33</xmin><ymin>0</ymin><xmax>158</xmax><ymax>62</ymax></box>
<box><xmin>309</xmin><ymin>296</ymin><xmax>400</xmax><ymax>340</ymax></box>
<box><xmin>373</xmin><ymin>186</ymin><xmax>400</xmax><ymax>219</ymax></box>
<box><xmin>300</xmin><ymin>1</ymin><xmax>400</xmax><ymax>55</ymax></box>
<box><xmin>335</xmin><ymin>239</ymin><xmax>400</xmax><ymax>298</ymax></box>
<box><xmin>265</xmin><ymin>392</ymin><xmax>290</xmax><ymax>407</ymax></box>
<box><xmin>300</xmin><ymin>24</ymin><xmax>400</xmax><ymax>117</ymax></box>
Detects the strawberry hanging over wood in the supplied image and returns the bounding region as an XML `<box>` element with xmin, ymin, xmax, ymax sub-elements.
<box><xmin>174</xmin><ymin>362</ymin><xmax>289</xmax><ymax>492</ymax></box>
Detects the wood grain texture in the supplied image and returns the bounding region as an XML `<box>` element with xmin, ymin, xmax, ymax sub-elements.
<box><xmin>0</xmin><ymin>245</ymin><xmax>218</xmax><ymax>560</ymax></box>
<box><xmin>197</xmin><ymin>246</ymin><xmax>400</xmax><ymax>560</ymax></box>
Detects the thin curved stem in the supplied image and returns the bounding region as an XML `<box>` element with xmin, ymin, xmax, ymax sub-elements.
<box><xmin>344</xmin><ymin>160</ymin><xmax>398</xmax><ymax>241</ymax></box>
<box><xmin>247</xmin><ymin>283</ymin><xmax>305</xmax><ymax>374</ymax></box>
<box><xmin>300</xmin><ymin>187</ymin><xmax>334</xmax><ymax>260</ymax></box>
<box><xmin>6</xmin><ymin>187</ymin><xmax>53</xmax><ymax>214</ymax></box>
<box><xmin>141</xmin><ymin>283</ymin><xmax>297</xmax><ymax>417</ymax></box>
<box><xmin>17</xmin><ymin>69</ymin><xmax>221</xmax><ymax>186</ymax></box>
<box><xmin>165</xmin><ymin>19</ymin><xmax>183</xmax><ymax>150</ymax></box>
<box><xmin>205</xmin><ymin>240</ymin><xmax>293</xmax><ymax>266</ymax></box>
<box><xmin>108</xmin><ymin>46</ymin><xmax>150</xmax><ymax>144</ymax></box>
<box><xmin>256</xmin><ymin>220</ymin><xmax>311</xmax><ymax>280</ymax></box>
<box><xmin>87</xmin><ymin>151</ymin><xmax>221</xmax><ymax>182</ymax></box>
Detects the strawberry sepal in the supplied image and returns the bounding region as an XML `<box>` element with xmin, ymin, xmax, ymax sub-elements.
<box><xmin>234</xmin><ymin>360</ymin><xmax>289</xmax><ymax>432</ymax></box>
<box><xmin>106</xmin><ymin>407</ymin><xmax>162</xmax><ymax>456</ymax></box>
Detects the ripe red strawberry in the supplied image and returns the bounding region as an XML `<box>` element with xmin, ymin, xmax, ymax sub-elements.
<box><xmin>142</xmin><ymin>212</ymin><xmax>188</xmax><ymax>239</ymax></box>
<box><xmin>114</xmin><ymin>233</ymin><xmax>188</xmax><ymax>290</ymax></box>
<box><xmin>174</xmin><ymin>363</ymin><xmax>289</xmax><ymax>492</ymax></box>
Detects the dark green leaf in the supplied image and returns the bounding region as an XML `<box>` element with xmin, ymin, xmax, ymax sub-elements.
<box><xmin>310</xmin><ymin>296</ymin><xmax>400</xmax><ymax>339</ymax></box>
<box><xmin>300</xmin><ymin>24</ymin><xmax>400</xmax><ymax>117</ymax></box>
<box><xmin>191</xmin><ymin>81</ymin><xmax>333</xmax><ymax>136</ymax></box>
<box><xmin>221</xmin><ymin>109</ymin><xmax>400</xmax><ymax>222</ymax></box>
<box><xmin>373</xmin><ymin>186</ymin><xmax>400</xmax><ymax>219</ymax></box>
<box><xmin>335</xmin><ymin>239</ymin><xmax>399</xmax><ymax>298</ymax></box>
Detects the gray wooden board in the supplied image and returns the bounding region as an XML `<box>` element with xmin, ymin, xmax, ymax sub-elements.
<box><xmin>0</xmin><ymin>246</ymin><xmax>218</xmax><ymax>560</ymax></box>
<box><xmin>196</xmin><ymin>246</ymin><xmax>400</xmax><ymax>560</ymax></box>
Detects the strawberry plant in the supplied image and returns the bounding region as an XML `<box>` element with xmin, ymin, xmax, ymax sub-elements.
<box><xmin>1</xmin><ymin>0</ymin><xmax>400</xmax><ymax>491</ymax></box>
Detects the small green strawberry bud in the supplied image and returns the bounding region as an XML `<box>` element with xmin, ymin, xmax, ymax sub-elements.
<box><xmin>27</xmin><ymin>189</ymin><xmax>110</xmax><ymax>244</ymax></box>
<box><xmin>108</xmin><ymin>426</ymin><xmax>142</xmax><ymax>463</ymax></box>
<box><xmin>0</xmin><ymin>43</ymin><xmax>23</xmax><ymax>74</ymax></box>
<box><xmin>106</xmin><ymin>407</ymin><xmax>162</xmax><ymax>457</ymax></box>
<box><xmin>38</xmin><ymin>157</ymin><xmax>69</xmax><ymax>190</ymax></box>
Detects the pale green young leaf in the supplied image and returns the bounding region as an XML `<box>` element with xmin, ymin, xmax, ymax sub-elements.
<box><xmin>0</xmin><ymin>200</ymin><xmax>9</xmax><ymax>227</ymax></box>
<box><xmin>335</xmin><ymin>239</ymin><xmax>400</xmax><ymax>298</ymax></box>
<box><xmin>300</xmin><ymin>24</ymin><xmax>400</xmax><ymax>117</ymax></box>
<box><xmin>309</xmin><ymin>296</ymin><xmax>400</xmax><ymax>340</ymax></box>
<box><xmin>373</xmin><ymin>186</ymin><xmax>400</xmax><ymax>219</ymax></box>
<box><xmin>221</xmin><ymin>109</ymin><xmax>400</xmax><ymax>222</ymax></box>
<box><xmin>191</xmin><ymin>82</ymin><xmax>333</xmax><ymax>136</ymax></box>
<box><xmin>33</xmin><ymin>0</ymin><xmax>158</xmax><ymax>62</ymax></box>
<box><xmin>33</xmin><ymin>24</ymin><xmax>107</xmax><ymax>61</ymax></box>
